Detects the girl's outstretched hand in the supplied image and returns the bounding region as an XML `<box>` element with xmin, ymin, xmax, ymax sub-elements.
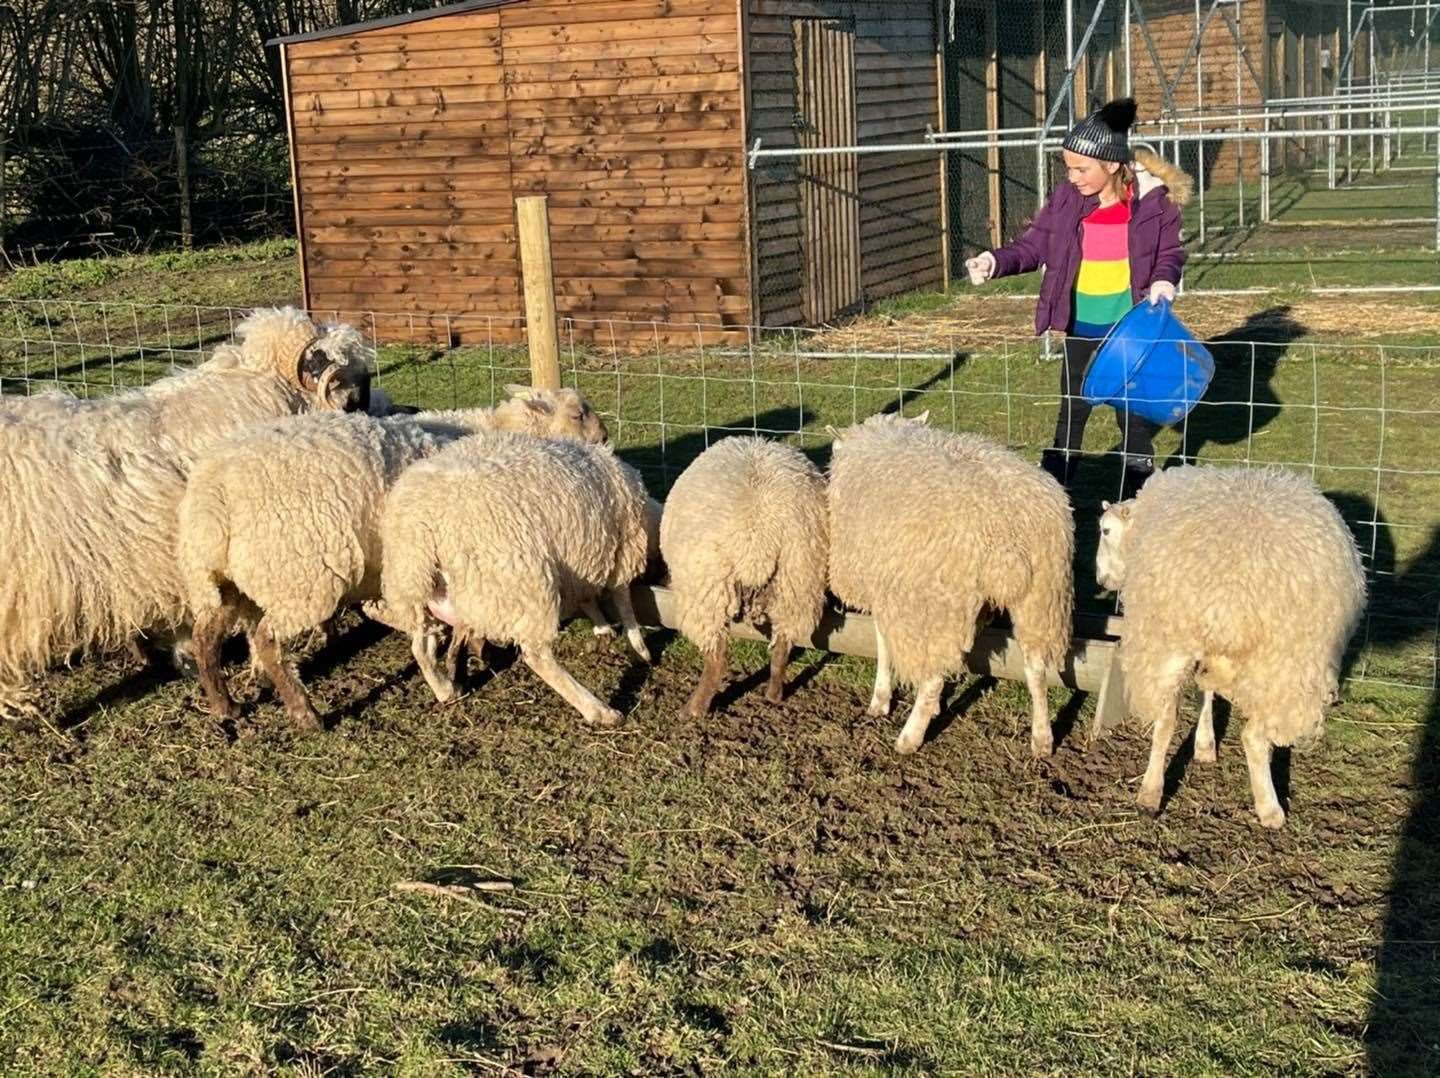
<box><xmin>1148</xmin><ymin>280</ymin><xmax>1177</xmax><ymax>306</ymax></box>
<box><xmin>965</xmin><ymin>251</ymin><xmax>996</xmax><ymax>286</ymax></box>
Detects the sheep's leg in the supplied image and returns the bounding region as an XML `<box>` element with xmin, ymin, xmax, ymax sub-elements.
<box><xmin>895</xmin><ymin>675</ymin><xmax>945</xmax><ymax>755</ymax></box>
<box><xmin>867</xmin><ymin>625</ymin><xmax>894</xmax><ymax>718</ymax></box>
<box><xmin>444</xmin><ymin>626</ymin><xmax>487</xmax><ymax>683</ymax></box>
<box><xmin>250</xmin><ymin>618</ymin><xmax>321</xmax><ymax>731</ymax></box>
<box><xmin>523</xmin><ymin>643</ymin><xmax>621</xmax><ymax>726</ymax></box>
<box><xmin>609</xmin><ymin>585</ymin><xmax>651</xmax><ymax>664</ymax></box>
<box><xmin>192</xmin><ymin>604</ymin><xmax>242</xmax><ymax>721</ymax></box>
<box><xmin>412</xmin><ymin>624</ymin><xmax>456</xmax><ymax>705</ymax></box>
<box><xmin>1136</xmin><ymin>696</ymin><xmax>1179</xmax><ymax>815</ymax></box>
<box><xmin>683</xmin><ymin>645</ymin><xmax>728</xmax><ymax>719</ymax></box>
<box><xmin>1023</xmin><ymin>650</ymin><xmax>1054</xmax><ymax>758</ymax></box>
<box><xmin>580</xmin><ymin>598</ymin><xmax>615</xmax><ymax>639</ymax></box>
<box><xmin>1241</xmin><ymin>721</ymin><xmax>1286</xmax><ymax>829</ymax></box>
<box><xmin>765</xmin><ymin>634</ymin><xmax>791</xmax><ymax>704</ymax></box>
<box><xmin>1193</xmin><ymin>691</ymin><xmax>1217</xmax><ymax>763</ymax></box>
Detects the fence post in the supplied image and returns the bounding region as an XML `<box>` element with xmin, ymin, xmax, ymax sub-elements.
<box><xmin>174</xmin><ymin>124</ymin><xmax>193</xmax><ymax>251</ymax></box>
<box><xmin>516</xmin><ymin>195</ymin><xmax>561</xmax><ymax>391</ymax></box>
<box><xmin>1260</xmin><ymin>120</ymin><xmax>1271</xmax><ymax>224</ymax></box>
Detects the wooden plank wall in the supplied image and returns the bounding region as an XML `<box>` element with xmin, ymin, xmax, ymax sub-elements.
<box><xmin>286</xmin><ymin>0</ymin><xmax>749</xmax><ymax>344</ymax></box>
<box><xmin>1125</xmin><ymin>0</ymin><xmax>1270</xmax><ymax>185</ymax></box>
<box><xmin>501</xmin><ymin>0</ymin><xmax>748</xmax><ymax>343</ymax></box>
<box><xmin>287</xmin><ymin>9</ymin><xmax>517</xmax><ymax>339</ymax></box>
<box><xmin>747</xmin><ymin>0</ymin><xmax>942</xmax><ymax>326</ymax></box>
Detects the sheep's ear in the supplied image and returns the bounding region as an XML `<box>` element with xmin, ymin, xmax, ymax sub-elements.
<box><xmin>1101</xmin><ymin>499</ymin><xmax>1111</xmax><ymax>511</ymax></box>
<box><xmin>504</xmin><ymin>383</ymin><xmax>535</xmax><ymax>400</ymax></box>
<box><xmin>522</xmin><ymin>395</ymin><xmax>555</xmax><ymax>417</ymax></box>
<box><xmin>824</xmin><ymin>424</ymin><xmax>842</xmax><ymax>440</ymax></box>
<box><xmin>911</xmin><ymin>410</ymin><xmax>930</xmax><ymax>425</ymax></box>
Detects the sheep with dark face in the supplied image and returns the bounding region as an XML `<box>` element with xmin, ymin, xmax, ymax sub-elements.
<box><xmin>0</xmin><ymin>306</ymin><xmax>372</xmax><ymax>720</ymax></box>
<box><xmin>1096</xmin><ymin>465</ymin><xmax>1367</xmax><ymax>828</ymax></box>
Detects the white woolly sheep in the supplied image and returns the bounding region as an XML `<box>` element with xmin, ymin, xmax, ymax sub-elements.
<box><xmin>660</xmin><ymin>436</ymin><xmax>828</xmax><ymax>717</ymax></box>
<box><xmin>177</xmin><ymin>386</ymin><xmax>608</xmax><ymax>729</ymax></box>
<box><xmin>828</xmin><ymin>413</ymin><xmax>1074</xmax><ymax>757</ymax></box>
<box><xmin>368</xmin><ymin>431</ymin><xmax>652</xmax><ymax>727</ymax></box>
<box><xmin>1095</xmin><ymin>465</ymin><xmax>1367</xmax><ymax>828</ymax></box>
<box><xmin>0</xmin><ymin>307</ymin><xmax>372</xmax><ymax>720</ymax></box>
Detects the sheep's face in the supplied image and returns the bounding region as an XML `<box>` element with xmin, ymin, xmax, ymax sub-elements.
<box><xmin>1095</xmin><ymin>499</ymin><xmax>1135</xmax><ymax>592</ymax></box>
<box><xmin>503</xmin><ymin>384</ymin><xmax>608</xmax><ymax>444</ymax></box>
<box><xmin>298</xmin><ymin>323</ymin><xmax>374</xmax><ymax>414</ymax></box>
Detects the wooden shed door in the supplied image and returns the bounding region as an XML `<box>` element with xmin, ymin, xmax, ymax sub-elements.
<box><xmin>792</xmin><ymin>18</ymin><xmax>861</xmax><ymax>325</ymax></box>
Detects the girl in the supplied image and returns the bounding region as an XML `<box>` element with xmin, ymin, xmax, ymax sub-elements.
<box><xmin>966</xmin><ymin>98</ymin><xmax>1192</xmax><ymax>498</ymax></box>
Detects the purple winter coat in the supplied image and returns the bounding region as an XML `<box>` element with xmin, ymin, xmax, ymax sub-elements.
<box><xmin>990</xmin><ymin>179</ymin><xmax>1186</xmax><ymax>336</ymax></box>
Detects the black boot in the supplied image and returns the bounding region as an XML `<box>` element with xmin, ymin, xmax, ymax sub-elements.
<box><xmin>1040</xmin><ymin>448</ymin><xmax>1078</xmax><ymax>488</ymax></box>
<box><xmin>1120</xmin><ymin>462</ymin><xmax>1154</xmax><ymax>501</ymax></box>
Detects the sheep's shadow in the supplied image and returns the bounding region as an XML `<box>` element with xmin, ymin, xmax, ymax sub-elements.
<box><xmin>57</xmin><ymin>652</ymin><xmax>184</xmax><ymax>736</ymax></box>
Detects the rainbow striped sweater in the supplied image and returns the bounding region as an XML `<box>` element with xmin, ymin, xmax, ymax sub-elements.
<box><xmin>1071</xmin><ymin>197</ymin><xmax>1132</xmax><ymax>338</ymax></box>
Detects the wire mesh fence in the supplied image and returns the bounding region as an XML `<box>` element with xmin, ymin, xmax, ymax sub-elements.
<box><xmin>1</xmin><ymin>295</ymin><xmax>1436</xmax><ymax>695</ymax></box>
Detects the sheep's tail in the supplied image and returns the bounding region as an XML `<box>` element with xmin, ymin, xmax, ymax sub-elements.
<box><xmin>176</xmin><ymin>472</ymin><xmax>232</xmax><ymax>615</ymax></box>
<box><xmin>672</xmin><ymin>570</ymin><xmax>742</xmax><ymax>657</ymax></box>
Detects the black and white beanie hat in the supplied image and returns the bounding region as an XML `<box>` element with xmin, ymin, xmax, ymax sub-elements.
<box><xmin>1062</xmin><ymin>98</ymin><xmax>1138</xmax><ymax>162</ymax></box>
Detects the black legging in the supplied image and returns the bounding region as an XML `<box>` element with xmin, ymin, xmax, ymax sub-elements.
<box><xmin>1050</xmin><ymin>335</ymin><xmax>1158</xmax><ymax>472</ymax></box>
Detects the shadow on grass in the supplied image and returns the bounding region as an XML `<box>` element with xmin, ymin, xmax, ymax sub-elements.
<box><xmin>1168</xmin><ymin>305</ymin><xmax>1310</xmax><ymax>467</ymax></box>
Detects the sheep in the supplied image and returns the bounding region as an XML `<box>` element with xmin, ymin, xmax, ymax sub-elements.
<box><xmin>367</xmin><ymin>431</ymin><xmax>652</xmax><ymax>727</ymax></box>
<box><xmin>0</xmin><ymin>306</ymin><xmax>370</xmax><ymax>450</ymax></box>
<box><xmin>0</xmin><ymin>307</ymin><xmax>373</xmax><ymax>720</ymax></box>
<box><xmin>659</xmin><ymin>436</ymin><xmax>828</xmax><ymax>717</ymax></box>
<box><xmin>827</xmin><ymin>413</ymin><xmax>1074</xmax><ymax>757</ymax></box>
<box><xmin>1095</xmin><ymin>465</ymin><xmax>1367</xmax><ymax>828</ymax></box>
<box><xmin>177</xmin><ymin>386</ymin><xmax>608</xmax><ymax>729</ymax></box>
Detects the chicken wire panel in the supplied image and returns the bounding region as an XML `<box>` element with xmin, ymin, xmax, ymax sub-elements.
<box><xmin>1</xmin><ymin>297</ymin><xmax>1434</xmax><ymax>692</ymax></box>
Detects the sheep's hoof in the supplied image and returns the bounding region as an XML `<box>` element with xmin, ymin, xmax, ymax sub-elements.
<box><xmin>1135</xmin><ymin>788</ymin><xmax>1162</xmax><ymax>816</ymax></box>
<box><xmin>289</xmin><ymin>706</ymin><xmax>324</xmax><ymax>732</ymax></box>
<box><xmin>591</xmin><ymin>624</ymin><xmax>615</xmax><ymax>639</ymax></box>
<box><xmin>1256</xmin><ymin>805</ymin><xmax>1286</xmax><ymax>829</ymax></box>
<box><xmin>866</xmin><ymin>697</ymin><xmax>892</xmax><ymax>718</ymax></box>
<box><xmin>764</xmin><ymin>685</ymin><xmax>784</xmax><ymax>705</ymax></box>
<box><xmin>894</xmin><ymin>732</ymin><xmax>922</xmax><ymax>755</ymax></box>
<box><xmin>1031</xmin><ymin>732</ymin><xmax>1054</xmax><ymax>759</ymax></box>
<box><xmin>1193</xmin><ymin>743</ymin><xmax>1217</xmax><ymax>764</ymax></box>
<box><xmin>593</xmin><ymin>706</ymin><xmax>622</xmax><ymax>727</ymax></box>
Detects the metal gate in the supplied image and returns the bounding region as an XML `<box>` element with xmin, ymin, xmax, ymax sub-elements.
<box><xmin>792</xmin><ymin>17</ymin><xmax>861</xmax><ymax>325</ymax></box>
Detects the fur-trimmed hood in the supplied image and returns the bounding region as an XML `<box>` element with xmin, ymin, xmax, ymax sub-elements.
<box><xmin>1134</xmin><ymin>149</ymin><xmax>1193</xmax><ymax>208</ymax></box>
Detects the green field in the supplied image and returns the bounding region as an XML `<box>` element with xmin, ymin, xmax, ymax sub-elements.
<box><xmin>0</xmin><ymin>249</ymin><xmax>1438</xmax><ymax>1073</ymax></box>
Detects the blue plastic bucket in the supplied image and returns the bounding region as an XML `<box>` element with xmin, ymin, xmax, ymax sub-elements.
<box><xmin>1080</xmin><ymin>299</ymin><xmax>1215</xmax><ymax>426</ymax></box>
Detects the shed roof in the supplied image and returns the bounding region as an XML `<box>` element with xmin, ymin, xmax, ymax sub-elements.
<box><xmin>268</xmin><ymin>0</ymin><xmax>523</xmax><ymax>46</ymax></box>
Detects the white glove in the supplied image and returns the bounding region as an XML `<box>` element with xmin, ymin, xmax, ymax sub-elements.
<box><xmin>1148</xmin><ymin>280</ymin><xmax>1177</xmax><ymax>306</ymax></box>
<box><xmin>965</xmin><ymin>251</ymin><xmax>996</xmax><ymax>286</ymax></box>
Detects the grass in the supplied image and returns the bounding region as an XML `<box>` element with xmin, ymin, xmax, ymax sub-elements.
<box><xmin>1</xmin><ymin>240</ymin><xmax>1439</xmax><ymax>1072</ymax></box>
<box><xmin>0</xmin><ymin>239</ymin><xmax>300</xmax><ymax>309</ymax></box>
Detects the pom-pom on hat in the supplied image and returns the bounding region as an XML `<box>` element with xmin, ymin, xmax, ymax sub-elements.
<box><xmin>1062</xmin><ymin>98</ymin><xmax>1137</xmax><ymax>162</ymax></box>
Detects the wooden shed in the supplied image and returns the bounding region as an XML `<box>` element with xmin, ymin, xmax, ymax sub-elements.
<box><xmin>273</xmin><ymin>0</ymin><xmax>945</xmax><ymax>342</ymax></box>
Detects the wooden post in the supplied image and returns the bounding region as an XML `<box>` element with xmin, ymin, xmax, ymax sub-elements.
<box><xmin>174</xmin><ymin>124</ymin><xmax>193</xmax><ymax>250</ymax></box>
<box><xmin>516</xmin><ymin>194</ymin><xmax>561</xmax><ymax>391</ymax></box>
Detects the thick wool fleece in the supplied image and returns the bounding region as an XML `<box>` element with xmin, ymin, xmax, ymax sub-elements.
<box><xmin>178</xmin><ymin>391</ymin><xmax>607</xmax><ymax>645</ymax></box>
<box><xmin>660</xmin><ymin>436</ymin><xmax>828</xmax><ymax>655</ymax></box>
<box><xmin>828</xmin><ymin>416</ymin><xmax>1074</xmax><ymax>687</ymax></box>
<box><xmin>1116</xmin><ymin>466</ymin><xmax>1366</xmax><ymax>748</ymax></box>
<box><xmin>0</xmin><ymin>307</ymin><xmax>371</xmax><ymax>457</ymax></box>
<box><xmin>0</xmin><ymin>308</ymin><xmax>372</xmax><ymax>700</ymax></box>
<box><xmin>378</xmin><ymin>433</ymin><xmax>651</xmax><ymax>651</ymax></box>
